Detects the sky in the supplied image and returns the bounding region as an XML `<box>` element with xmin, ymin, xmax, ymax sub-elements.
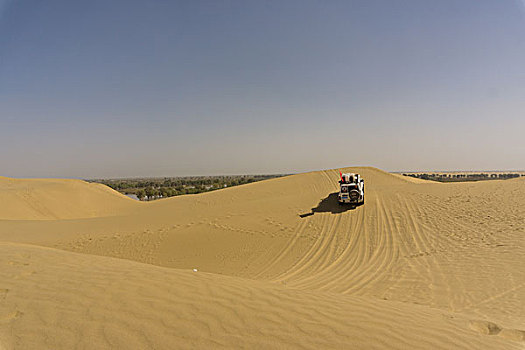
<box><xmin>1</xmin><ymin>0</ymin><xmax>525</xmax><ymax>178</ymax></box>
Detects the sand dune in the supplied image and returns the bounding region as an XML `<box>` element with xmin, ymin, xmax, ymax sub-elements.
<box><xmin>1</xmin><ymin>242</ymin><xmax>520</xmax><ymax>350</ymax></box>
<box><xmin>0</xmin><ymin>177</ymin><xmax>138</xmax><ymax>220</ymax></box>
<box><xmin>0</xmin><ymin>167</ymin><xmax>524</xmax><ymax>349</ymax></box>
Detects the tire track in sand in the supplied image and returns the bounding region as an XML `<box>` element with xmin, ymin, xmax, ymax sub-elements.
<box><xmin>283</xmin><ymin>202</ymin><xmax>366</xmax><ymax>291</ymax></box>
<box><xmin>251</xmin><ymin>218</ymin><xmax>311</xmax><ymax>279</ymax></box>
<box><xmin>274</xmin><ymin>190</ymin><xmax>402</xmax><ymax>297</ymax></box>
<box><xmin>273</xmin><ymin>214</ymin><xmax>337</xmax><ymax>282</ymax></box>
<box><xmin>339</xmin><ymin>193</ymin><xmax>400</xmax><ymax>295</ymax></box>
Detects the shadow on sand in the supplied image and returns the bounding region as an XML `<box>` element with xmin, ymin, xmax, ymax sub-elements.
<box><xmin>299</xmin><ymin>192</ymin><xmax>359</xmax><ymax>218</ymax></box>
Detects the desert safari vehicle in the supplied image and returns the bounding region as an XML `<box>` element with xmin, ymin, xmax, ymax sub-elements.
<box><xmin>338</xmin><ymin>172</ymin><xmax>365</xmax><ymax>205</ymax></box>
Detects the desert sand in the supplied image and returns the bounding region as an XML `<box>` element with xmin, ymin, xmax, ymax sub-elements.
<box><xmin>0</xmin><ymin>167</ymin><xmax>524</xmax><ymax>349</ymax></box>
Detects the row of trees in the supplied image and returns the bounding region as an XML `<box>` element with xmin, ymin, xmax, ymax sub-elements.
<box><xmin>90</xmin><ymin>174</ymin><xmax>287</xmax><ymax>201</ymax></box>
<box><xmin>135</xmin><ymin>185</ymin><xmax>219</xmax><ymax>200</ymax></box>
<box><xmin>403</xmin><ymin>173</ymin><xmax>523</xmax><ymax>182</ymax></box>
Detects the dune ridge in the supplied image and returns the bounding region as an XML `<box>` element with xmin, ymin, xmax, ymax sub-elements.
<box><xmin>0</xmin><ymin>177</ymin><xmax>138</xmax><ymax>220</ymax></box>
<box><xmin>1</xmin><ymin>167</ymin><xmax>524</xmax><ymax>349</ymax></box>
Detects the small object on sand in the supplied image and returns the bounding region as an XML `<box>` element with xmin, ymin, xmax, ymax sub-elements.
<box><xmin>193</xmin><ymin>268</ymin><xmax>198</xmax><ymax>272</ymax></box>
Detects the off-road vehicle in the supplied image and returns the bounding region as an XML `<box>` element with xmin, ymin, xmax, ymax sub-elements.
<box><xmin>338</xmin><ymin>172</ymin><xmax>364</xmax><ymax>205</ymax></box>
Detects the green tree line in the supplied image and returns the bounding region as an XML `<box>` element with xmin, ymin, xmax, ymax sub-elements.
<box><xmin>89</xmin><ymin>175</ymin><xmax>287</xmax><ymax>201</ymax></box>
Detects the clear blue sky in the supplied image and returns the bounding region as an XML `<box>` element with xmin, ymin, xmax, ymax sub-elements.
<box><xmin>1</xmin><ymin>0</ymin><xmax>524</xmax><ymax>178</ymax></box>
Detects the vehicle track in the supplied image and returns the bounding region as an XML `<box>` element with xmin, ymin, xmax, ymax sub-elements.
<box><xmin>270</xmin><ymin>177</ymin><xmax>408</xmax><ymax>296</ymax></box>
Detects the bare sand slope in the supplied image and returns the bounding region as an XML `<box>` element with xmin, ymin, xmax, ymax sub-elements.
<box><xmin>0</xmin><ymin>177</ymin><xmax>138</xmax><ymax>220</ymax></box>
<box><xmin>1</xmin><ymin>167</ymin><xmax>524</xmax><ymax>348</ymax></box>
<box><xmin>1</xmin><ymin>242</ymin><xmax>521</xmax><ymax>350</ymax></box>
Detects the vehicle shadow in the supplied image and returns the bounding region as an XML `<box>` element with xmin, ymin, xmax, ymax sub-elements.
<box><xmin>299</xmin><ymin>192</ymin><xmax>358</xmax><ymax>218</ymax></box>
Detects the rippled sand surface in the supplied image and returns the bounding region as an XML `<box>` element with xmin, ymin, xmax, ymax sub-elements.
<box><xmin>1</xmin><ymin>168</ymin><xmax>523</xmax><ymax>349</ymax></box>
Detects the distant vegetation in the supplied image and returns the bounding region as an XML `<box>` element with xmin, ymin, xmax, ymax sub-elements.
<box><xmin>88</xmin><ymin>175</ymin><xmax>287</xmax><ymax>201</ymax></box>
<box><xmin>403</xmin><ymin>172</ymin><xmax>523</xmax><ymax>182</ymax></box>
